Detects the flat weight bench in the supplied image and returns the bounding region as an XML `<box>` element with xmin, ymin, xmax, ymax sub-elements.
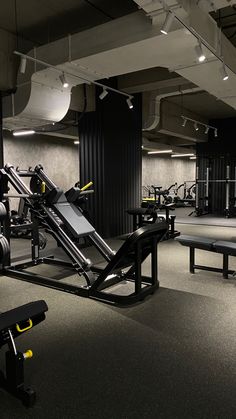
<box><xmin>0</xmin><ymin>300</ymin><xmax>48</xmax><ymax>406</ymax></box>
<box><xmin>176</xmin><ymin>235</ymin><xmax>236</xmax><ymax>279</ymax></box>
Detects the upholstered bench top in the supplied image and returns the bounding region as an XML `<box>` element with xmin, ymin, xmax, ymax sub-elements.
<box><xmin>175</xmin><ymin>235</ymin><xmax>216</xmax><ymax>251</ymax></box>
<box><xmin>213</xmin><ymin>241</ymin><xmax>236</xmax><ymax>256</ymax></box>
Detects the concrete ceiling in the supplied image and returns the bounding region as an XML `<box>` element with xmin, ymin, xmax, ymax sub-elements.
<box><xmin>165</xmin><ymin>91</ymin><xmax>236</xmax><ymax>119</ymax></box>
<box><xmin>2</xmin><ymin>0</ymin><xmax>236</xmax><ymax>144</ymax></box>
<box><xmin>211</xmin><ymin>6</ymin><xmax>236</xmax><ymax>47</ymax></box>
<box><xmin>1</xmin><ymin>0</ymin><xmax>138</xmax><ymax>46</ymax></box>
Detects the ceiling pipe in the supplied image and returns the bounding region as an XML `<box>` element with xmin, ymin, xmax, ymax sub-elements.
<box><xmin>143</xmin><ymin>86</ymin><xmax>202</xmax><ymax>131</ymax></box>
<box><xmin>4</xmin><ymin>0</ymin><xmax>236</xmax><ymax>130</ymax></box>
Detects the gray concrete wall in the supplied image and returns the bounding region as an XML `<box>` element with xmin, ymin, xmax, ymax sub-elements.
<box><xmin>3</xmin><ymin>133</ymin><xmax>80</xmax><ymax>191</ymax></box>
<box><xmin>142</xmin><ymin>154</ymin><xmax>196</xmax><ymax>191</ymax></box>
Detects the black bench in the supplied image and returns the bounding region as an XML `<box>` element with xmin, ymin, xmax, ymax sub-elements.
<box><xmin>0</xmin><ymin>300</ymin><xmax>48</xmax><ymax>406</ymax></box>
<box><xmin>176</xmin><ymin>235</ymin><xmax>236</xmax><ymax>279</ymax></box>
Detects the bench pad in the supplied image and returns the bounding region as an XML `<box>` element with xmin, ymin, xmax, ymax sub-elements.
<box><xmin>176</xmin><ymin>235</ymin><xmax>216</xmax><ymax>251</ymax></box>
<box><xmin>213</xmin><ymin>241</ymin><xmax>236</xmax><ymax>256</ymax></box>
<box><xmin>0</xmin><ymin>300</ymin><xmax>48</xmax><ymax>332</ymax></box>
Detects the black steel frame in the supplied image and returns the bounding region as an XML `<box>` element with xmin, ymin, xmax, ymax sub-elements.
<box><xmin>188</xmin><ymin>246</ymin><xmax>235</xmax><ymax>279</ymax></box>
<box><xmin>0</xmin><ymin>165</ymin><xmax>167</xmax><ymax>305</ymax></box>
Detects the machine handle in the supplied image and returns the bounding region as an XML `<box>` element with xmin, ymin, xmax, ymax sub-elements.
<box><xmin>16</xmin><ymin>319</ymin><xmax>33</xmax><ymax>333</ymax></box>
<box><xmin>81</xmin><ymin>181</ymin><xmax>93</xmax><ymax>191</ymax></box>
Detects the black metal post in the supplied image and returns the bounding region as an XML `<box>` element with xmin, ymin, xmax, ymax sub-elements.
<box><xmin>190</xmin><ymin>247</ymin><xmax>195</xmax><ymax>273</ymax></box>
<box><xmin>223</xmin><ymin>253</ymin><xmax>229</xmax><ymax>279</ymax></box>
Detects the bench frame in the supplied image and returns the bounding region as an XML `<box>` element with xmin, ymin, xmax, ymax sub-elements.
<box><xmin>0</xmin><ymin>301</ymin><xmax>47</xmax><ymax>406</ymax></box>
<box><xmin>189</xmin><ymin>246</ymin><xmax>235</xmax><ymax>279</ymax></box>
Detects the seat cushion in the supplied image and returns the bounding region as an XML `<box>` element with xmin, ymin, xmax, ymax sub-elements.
<box><xmin>213</xmin><ymin>241</ymin><xmax>236</xmax><ymax>256</ymax></box>
<box><xmin>175</xmin><ymin>235</ymin><xmax>216</xmax><ymax>251</ymax></box>
<box><xmin>127</xmin><ymin>208</ymin><xmax>150</xmax><ymax>215</ymax></box>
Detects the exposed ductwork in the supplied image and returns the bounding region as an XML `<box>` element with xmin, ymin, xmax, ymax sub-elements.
<box><xmin>143</xmin><ymin>85</ymin><xmax>201</xmax><ymax>130</ymax></box>
<box><xmin>134</xmin><ymin>0</ymin><xmax>236</xmax><ymax>15</ymax></box>
<box><xmin>3</xmin><ymin>0</ymin><xmax>236</xmax><ymax>130</ymax></box>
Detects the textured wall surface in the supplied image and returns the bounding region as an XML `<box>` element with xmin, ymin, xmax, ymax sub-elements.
<box><xmin>3</xmin><ymin>133</ymin><xmax>79</xmax><ymax>191</ymax></box>
<box><xmin>142</xmin><ymin>154</ymin><xmax>196</xmax><ymax>190</ymax></box>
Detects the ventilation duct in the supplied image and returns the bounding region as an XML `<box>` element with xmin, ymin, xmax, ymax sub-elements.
<box><xmin>3</xmin><ymin>0</ymin><xmax>236</xmax><ymax>130</ymax></box>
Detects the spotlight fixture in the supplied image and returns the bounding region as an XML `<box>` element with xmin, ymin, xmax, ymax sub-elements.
<box><xmin>195</xmin><ymin>39</ymin><xmax>206</xmax><ymax>63</ymax></box>
<box><xmin>13</xmin><ymin>130</ymin><xmax>35</xmax><ymax>137</ymax></box>
<box><xmin>214</xmin><ymin>128</ymin><xmax>218</xmax><ymax>138</ymax></box>
<box><xmin>171</xmin><ymin>153</ymin><xmax>195</xmax><ymax>158</ymax></box>
<box><xmin>182</xmin><ymin>118</ymin><xmax>187</xmax><ymax>127</ymax></box>
<box><xmin>126</xmin><ymin>97</ymin><xmax>134</xmax><ymax>109</ymax></box>
<box><xmin>99</xmin><ymin>88</ymin><xmax>108</xmax><ymax>100</ymax></box>
<box><xmin>181</xmin><ymin>116</ymin><xmax>217</xmax><ymax>137</ymax></box>
<box><xmin>148</xmin><ymin>150</ymin><xmax>173</xmax><ymax>154</ymax></box>
<box><xmin>74</xmin><ymin>140</ymin><xmax>80</xmax><ymax>145</ymax></box>
<box><xmin>20</xmin><ymin>57</ymin><xmax>27</xmax><ymax>74</ymax></box>
<box><xmin>59</xmin><ymin>73</ymin><xmax>69</xmax><ymax>88</ymax></box>
<box><xmin>220</xmin><ymin>63</ymin><xmax>229</xmax><ymax>81</ymax></box>
<box><xmin>160</xmin><ymin>11</ymin><xmax>175</xmax><ymax>35</ymax></box>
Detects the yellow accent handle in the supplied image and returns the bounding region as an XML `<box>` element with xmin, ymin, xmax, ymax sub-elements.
<box><xmin>41</xmin><ymin>181</ymin><xmax>46</xmax><ymax>193</ymax></box>
<box><xmin>81</xmin><ymin>181</ymin><xmax>93</xmax><ymax>191</ymax></box>
<box><xmin>16</xmin><ymin>319</ymin><xmax>33</xmax><ymax>333</ymax></box>
<box><xmin>24</xmin><ymin>349</ymin><xmax>33</xmax><ymax>359</ymax></box>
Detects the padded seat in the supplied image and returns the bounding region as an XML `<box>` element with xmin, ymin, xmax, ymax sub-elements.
<box><xmin>213</xmin><ymin>241</ymin><xmax>236</xmax><ymax>256</ymax></box>
<box><xmin>176</xmin><ymin>235</ymin><xmax>216</xmax><ymax>251</ymax></box>
<box><xmin>53</xmin><ymin>202</ymin><xmax>95</xmax><ymax>237</ymax></box>
<box><xmin>0</xmin><ymin>300</ymin><xmax>48</xmax><ymax>333</ymax></box>
<box><xmin>126</xmin><ymin>208</ymin><xmax>153</xmax><ymax>215</ymax></box>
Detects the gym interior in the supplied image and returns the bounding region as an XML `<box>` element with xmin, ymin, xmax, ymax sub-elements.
<box><xmin>1</xmin><ymin>1</ymin><xmax>236</xmax><ymax>418</ymax></box>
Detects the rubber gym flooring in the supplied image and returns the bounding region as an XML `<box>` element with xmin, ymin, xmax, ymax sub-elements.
<box><xmin>1</xmin><ymin>222</ymin><xmax>236</xmax><ymax>419</ymax></box>
<box><xmin>175</xmin><ymin>206</ymin><xmax>236</xmax><ymax>227</ymax></box>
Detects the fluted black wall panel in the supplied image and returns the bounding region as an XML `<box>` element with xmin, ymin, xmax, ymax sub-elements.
<box><xmin>79</xmin><ymin>89</ymin><xmax>141</xmax><ymax>237</ymax></box>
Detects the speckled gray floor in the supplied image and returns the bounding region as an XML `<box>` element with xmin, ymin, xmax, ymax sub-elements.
<box><xmin>174</xmin><ymin>206</ymin><xmax>236</xmax><ymax>227</ymax></box>
<box><xmin>1</xmin><ymin>224</ymin><xmax>236</xmax><ymax>419</ymax></box>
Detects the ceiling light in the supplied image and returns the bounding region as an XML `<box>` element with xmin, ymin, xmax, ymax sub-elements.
<box><xmin>220</xmin><ymin>63</ymin><xmax>229</xmax><ymax>81</ymax></box>
<box><xmin>126</xmin><ymin>97</ymin><xmax>133</xmax><ymax>109</ymax></box>
<box><xmin>190</xmin><ymin>156</ymin><xmax>197</xmax><ymax>160</ymax></box>
<box><xmin>20</xmin><ymin>57</ymin><xmax>27</xmax><ymax>74</ymax></box>
<box><xmin>99</xmin><ymin>88</ymin><xmax>108</xmax><ymax>100</ymax></box>
<box><xmin>59</xmin><ymin>73</ymin><xmax>69</xmax><ymax>88</ymax></box>
<box><xmin>204</xmin><ymin>126</ymin><xmax>209</xmax><ymax>134</ymax></box>
<box><xmin>13</xmin><ymin>130</ymin><xmax>35</xmax><ymax>137</ymax></box>
<box><xmin>182</xmin><ymin>118</ymin><xmax>187</xmax><ymax>127</ymax></box>
<box><xmin>148</xmin><ymin>150</ymin><xmax>173</xmax><ymax>154</ymax></box>
<box><xmin>74</xmin><ymin>140</ymin><xmax>80</xmax><ymax>145</ymax></box>
<box><xmin>195</xmin><ymin>40</ymin><xmax>206</xmax><ymax>63</ymax></box>
<box><xmin>214</xmin><ymin>128</ymin><xmax>218</xmax><ymax>138</ymax></box>
<box><xmin>171</xmin><ymin>153</ymin><xmax>195</xmax><ymax>158</ymax></box>
<box><xmin>160</xmin><ymin>11</ymin><xmax>175</xmax><ymax>35</ymax></box>
<box><xmin>194</xmin><ymin>122</ymin><xmax>199</xmax><ymax>131</ymax></box>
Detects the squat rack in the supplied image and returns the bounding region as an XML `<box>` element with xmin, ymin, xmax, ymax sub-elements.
<box><xmin>194</xmin><ymin>164</ymin><xmax>236</xmax><ymax>217</ymax></box>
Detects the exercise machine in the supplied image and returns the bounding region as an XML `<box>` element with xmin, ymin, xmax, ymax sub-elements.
<box><xmin>0</xmin><ymin>164</ymin><xmax>168</xmax><ymax>305</ymax></box>
<box><xmin>194</xmin><ymin>164</ymin><xmax>236</xmax><ymax>218</ymax></box>
<box><xmin>0</xmin><ymin>207</ymin><xmax>48</xmax><ymax>406</ymax></box>
<box><xmin>0</xmin><ymin>300</ymin><xmax>48</xmax><ymax>406</ymax></box>
<box><xmin>127</xmin><ymin>200</ymin><xmax>180</xmax><ymax>240</ymax></box>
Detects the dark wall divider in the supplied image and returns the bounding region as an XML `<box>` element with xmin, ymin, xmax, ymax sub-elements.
<box><xmin>79</xmin><ymin>86</ymin><xmax>142</xmax><ymax>238</ymax></box>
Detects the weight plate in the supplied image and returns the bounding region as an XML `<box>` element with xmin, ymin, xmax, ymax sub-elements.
<box><xmin>0</xmin><ymin>202</ymin><xmax>7</xmax><ymax>221</ymax></box>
